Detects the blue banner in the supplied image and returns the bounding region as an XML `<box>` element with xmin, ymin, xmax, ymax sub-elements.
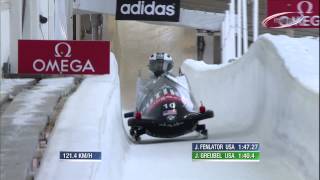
<box><xmin>60</xmin><ymin>152</ymin><xmax>102</xmax><ymax>160</ymax></box>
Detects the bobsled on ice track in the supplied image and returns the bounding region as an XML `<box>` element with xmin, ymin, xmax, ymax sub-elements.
<box><xmin>124</xmin><ymin>52</ymin><xmax>214</xmax><ymax>142</ymax></box>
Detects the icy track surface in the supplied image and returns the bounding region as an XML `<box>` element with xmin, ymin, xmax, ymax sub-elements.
<box><xmin>36</xmin><ymin>35</ymin><xmax>319</xmax><ymax>180</ymax></box>
<box><xmin>36</xmin><ymin>53</ymin><xmax>128</xmax><ymax>180</ymax></box>
<box><xmin>121</xmin><ymin>36</ymin><xmax>319</xmax><ymax>180</ymax></box>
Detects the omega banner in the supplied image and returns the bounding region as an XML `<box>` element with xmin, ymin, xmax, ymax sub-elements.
<box><xmin>18</xmin><ymin>40</ymin><xmax>110</xmax><ymax>75</ymax></box>
<box><xmin>264</xmin><ymin>0</ymin><xmax>319</xmax><ymax>28</ymax></box>
<box><xmin>116</xmin><ymin>0</ymin><xmax>180</xmax><ymax>22</ymax></box>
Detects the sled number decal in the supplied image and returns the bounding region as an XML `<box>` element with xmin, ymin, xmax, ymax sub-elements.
<box><xmin>163</xmin><ymin>102</ymin><xmax>176</xmax><ymax>109</ymax></box>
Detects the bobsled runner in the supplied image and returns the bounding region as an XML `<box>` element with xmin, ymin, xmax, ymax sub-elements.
<box><xmin>124</xmin><ymin>52</ymin><xmax>214</xmax><ymax>142</ymax></box>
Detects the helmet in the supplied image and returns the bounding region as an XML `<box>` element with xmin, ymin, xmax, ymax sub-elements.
<box><xmin>148</xmin><ymin>52</ymin><xmax>174</xmax><ymax>77</ymax></box>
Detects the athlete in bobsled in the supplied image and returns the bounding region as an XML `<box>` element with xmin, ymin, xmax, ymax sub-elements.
<box><xmin>124</xmin><ymin>52</ymin><xmax>214</xmax><ymax>142</ymax></box>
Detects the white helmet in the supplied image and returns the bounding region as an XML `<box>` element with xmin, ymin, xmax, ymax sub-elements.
<box><xmin>148</xmin><ymin>52</ymin><xmax>174</xmax><ymax>77</ymax></box>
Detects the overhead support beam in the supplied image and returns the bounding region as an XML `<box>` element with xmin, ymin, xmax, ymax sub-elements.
<box><xmin>9</xmin><ymin>0</ymin><xmax>22</xmax><ymax>73</ymax></box>
<box><xmin>252</xmin><ymin>0</ymin><xmax>259</xmax><ymax>41</ymax></box>
<box><xmin>242</xmin><ymin>0</ymin><xmax>248</xmax><ymax>53</ymax></box>
<box><xmin>236</xmin><ymin>0</ymin><xmax>242</xmax><ymax>58</ymax></box>
<box><xmin>229</xmin><ymin>0</ymin><xmax>236</xmax><ymax>60</ymax></box>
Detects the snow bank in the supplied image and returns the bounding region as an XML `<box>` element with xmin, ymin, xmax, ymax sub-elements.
<box><xmin>264</xmin><ymin>35</ymin><xmax>319</xmax><ymax>93</ymax></box>
<box><xmin>36</xmin><ymin>53</ymin><xmax>128</xmax><ymax>180</ymax></box>
<box><xmin>181</xmin><ymin>34</ymin><xmax>319</xmax><ymax>180</ymax></box>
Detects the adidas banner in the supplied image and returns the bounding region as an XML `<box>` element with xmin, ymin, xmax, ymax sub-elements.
<box><xmin>116</xmin><ymin>0</ymin><xmax>180</xmax><ymax>22</ymax></box>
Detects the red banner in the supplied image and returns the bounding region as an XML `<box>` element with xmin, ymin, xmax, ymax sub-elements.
<box><xmin>18</xmin><ymin>40</ymin><xmax>110</xmax><ymax>75</ymax></box>
<box><xmin>264</xmin><ymin>0</ymin><xmax>319</xmax><ymax>28</ymax></box>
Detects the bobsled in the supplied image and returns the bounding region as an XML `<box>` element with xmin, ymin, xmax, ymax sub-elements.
<box><xmin>124</xmin><ymin>74</ymin><xmax>214</xmax><ymax>142</ymax></box>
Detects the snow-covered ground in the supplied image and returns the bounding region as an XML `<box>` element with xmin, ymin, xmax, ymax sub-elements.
<box><xmin>0</xmin><ymin>79</ymin><xmax>34</xmax><ymax>95</ymax></box>
<box><xmin>0</xmin><ymin>77</ymin><xmax>75</xmax><ymax>180</ymax></box>
<box><xmin>7</xmin><ymin>78</ymin><xmax>75</xmax><ymax>125</ymax></box>
<box><xmin>0</xmin><ymin>79</ymin><xmax>35</xmax><ymax>104</ymax></box>
<box><xmin>36</xmin><ymin>34</ymin><xmax>319</xmax><ymax>180</ymax></box>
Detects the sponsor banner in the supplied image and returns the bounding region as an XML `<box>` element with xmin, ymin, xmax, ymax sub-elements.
<box><xmin>18</xmin><ymin>40</ymin><xmax>110</xmax><ymax>75</ymax></box>
<box><xmin>263</xmin><ymin>0</ymin><xmax>319</xmax><ymax>28</ymax></box>
<box><xmin>116</xmin><ymin>0</ymin><xmax>180</xmax><ymax>22</ymax></box>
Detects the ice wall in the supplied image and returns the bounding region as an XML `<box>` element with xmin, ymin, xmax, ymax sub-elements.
<box><xmin>181</xmin><ymin>34</ymin><xmax>319</xmax><ymax>180</ymax></box>
<box><xmin>36</xmin><ymin>53</ymin><xmax>129</xmax><ymax>180</ymax></box>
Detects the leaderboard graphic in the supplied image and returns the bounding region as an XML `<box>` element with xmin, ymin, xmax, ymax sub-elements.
<box><xmin>192</xmin><ymin>143</ymin><xmax>260</xmax><ymax>161</ymax></box>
